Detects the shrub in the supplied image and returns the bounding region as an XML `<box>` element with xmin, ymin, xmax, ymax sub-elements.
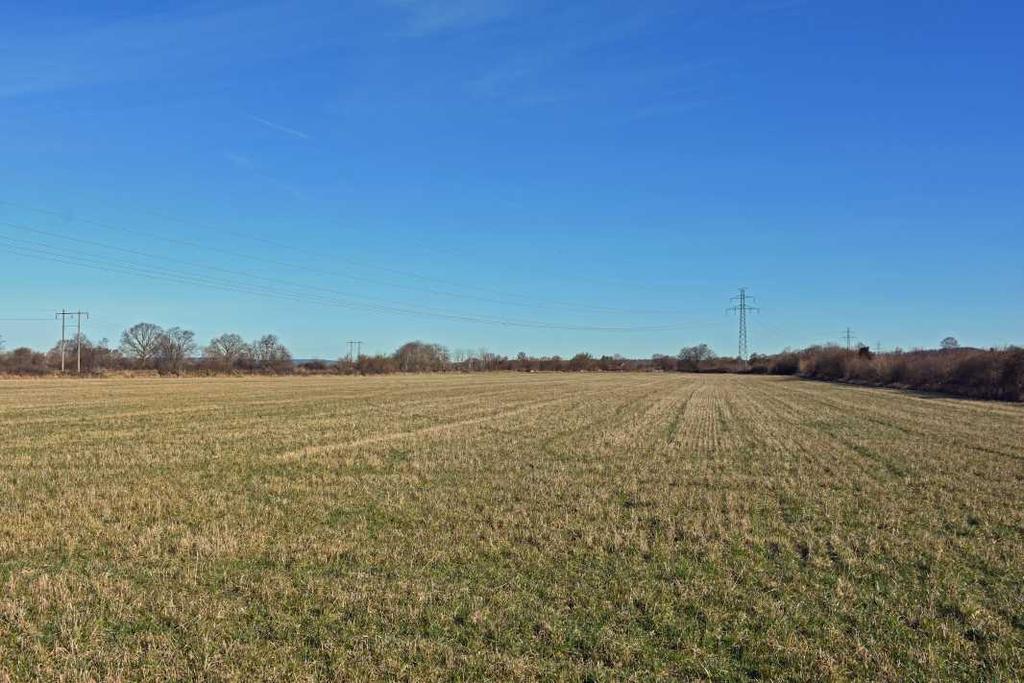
<box><xmin>768</xmin><ymin>352</ymin><xmax>799</xmax><ymax>375</ymax></box>
<box><xmin>779</xmin><ymin>345</ymin><xmax>1022</xmax><ymax>401</ymax></box>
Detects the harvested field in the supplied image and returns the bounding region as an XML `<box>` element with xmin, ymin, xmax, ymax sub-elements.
<box><xmin>1</xmin><ymin>373</ymin><xmax>1022</xmax><ymax>680</ymax></box>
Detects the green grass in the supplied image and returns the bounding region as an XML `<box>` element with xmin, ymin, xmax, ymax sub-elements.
<box><xmin>1</xmin><ymin>373</ymin><xmax>1022</xmax><ymax>680</ymax></box>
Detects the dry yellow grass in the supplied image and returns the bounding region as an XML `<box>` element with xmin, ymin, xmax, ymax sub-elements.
<box><xmin>1</xmin><ymin>373</ymin><xmax>1022</xmax><ymax>680</ymax></box>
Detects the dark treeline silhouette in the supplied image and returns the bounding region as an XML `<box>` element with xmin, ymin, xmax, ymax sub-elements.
<box><xmin>1</xmin><ymin>326</ymin><xmax>1020</xmax><ymax>401</ymax></box>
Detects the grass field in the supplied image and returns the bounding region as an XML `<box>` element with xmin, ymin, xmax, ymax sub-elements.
<box><xmin>1</xmin><ymin>373</ymin><xmax>1022</xmax><ymax>680</ymax></box>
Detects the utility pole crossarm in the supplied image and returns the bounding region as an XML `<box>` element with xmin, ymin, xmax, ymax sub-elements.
<box><xmin>345</xmin><ymin>340</ymin><xmax>363</xmax><ymax>363</ymax></box>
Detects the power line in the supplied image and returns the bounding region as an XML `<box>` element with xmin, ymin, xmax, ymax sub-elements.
<box><xmin>0</xmin><ymin>219</ymin><xmax>704</xmax><ymax>331</ymax></box>
<box><xmin>0</xmin><ymin>198</ymin><xmax>692</xmax><ymax>317</ymax></box>
<box><xmin>0</xmin><ymin>219</ymin><xmax>487</xmax><ymax>316</ymax></box>
<box><xmin>0</xmin><ymin>235</ymin><xmax>681</xmax><ymax>332</ymax></box>
<box><xmin>125</xmin><ymin>201</ymin><xmax>718</xmax><ymax>298</ymax></box>
<box><xmin>0</xmin><ymin>233</ymin><xmax>697</xmax><ymax>332</ymax></box>
<box><xmin>726</xmin><ymin>287</ymin><xmax>759</xmax><ymax>361</ymax></box>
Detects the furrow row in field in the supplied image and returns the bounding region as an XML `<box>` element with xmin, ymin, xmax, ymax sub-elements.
<box><xmin>0</xmin><ymin>375</ymin><xmax>587</xmax><ymax>417</ymax></box>
<box><xmin>277</xmin><ymin>394</ymin><xmax>586</xmax><ymax>461</ymax></box>
<box><xmin>0</xmin><ymin>373</ymin><xmax>1021</xmax><ymax>680</ymax></box>
<box><xmin>779</xmin><ymin>379</ymin><xmax>1024</xmax><ymax>457</ymax></box>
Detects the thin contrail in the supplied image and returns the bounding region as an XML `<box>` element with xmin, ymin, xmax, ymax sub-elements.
<box><xmin>248</xmin><ymin>115</ymin><xmax>311</xmax><ymax>140</ymax></box>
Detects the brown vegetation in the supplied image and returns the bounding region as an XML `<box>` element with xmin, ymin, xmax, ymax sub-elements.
<box><xmin>1</xmin><ymin>373</ymin><xmax>1021</xmax><ymax>678</ymax></box>
<box><xmin>2</xmin><ymin>324</ymin><xmax>1021</xmax><ymax>401</ymax></box>
<box><xmin>750</xmin><ymin>346</ymin><xmax>1024</xmax><ymax>402</ymax></box>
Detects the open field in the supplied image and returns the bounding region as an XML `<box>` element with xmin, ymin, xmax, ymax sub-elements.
<box><xmin>1</xmin><ymin>373</ymin><xmax>1022</xmax><ymax>680</ymax></box>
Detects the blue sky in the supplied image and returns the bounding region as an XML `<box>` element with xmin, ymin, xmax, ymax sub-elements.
<box><xmin>1</xmin><ymin>0</ymin><xmax>1021</xmax><ymax>359</ymax></box>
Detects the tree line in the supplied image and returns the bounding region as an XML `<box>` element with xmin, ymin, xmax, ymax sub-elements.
<box><xmin>327</xmin><ymin>342</ymin><xmax>731</xmax><ymax>375</ymax></box>
<box><xmin>0</xmin><ymin>325</ymin><xmax>728</xmax><ymax>376</ymax></box>
<box><xmin>753</xmin><ymin>344</ymin><xmax>1024</xmax><ymax>402</ymax></box>
<box><xmin>0</xmin><ymin>322</ymin><xmax>292</xmax><ymax>374</ymax></box>
<box><xmin>1</xmin><ymin>327</ymin><xmax>1020</xmax><ymax>401</ymax></box>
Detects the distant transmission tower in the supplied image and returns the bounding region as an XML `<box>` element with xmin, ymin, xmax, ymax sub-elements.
<box><xmin>727</xmin><ymin>288</ymin><xmax>759</xmax><ymax>361</ymax></box>
<box><xmin>841</xmin><ymin>327</ymin><xmax>856</xmax><ymax>350</ymax></box>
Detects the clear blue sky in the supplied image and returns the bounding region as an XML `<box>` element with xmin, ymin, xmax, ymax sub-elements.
<box><xmin>1</xmin><ymin>1</ymin><xmax>1021</xmax><ymax>359</ymax></box>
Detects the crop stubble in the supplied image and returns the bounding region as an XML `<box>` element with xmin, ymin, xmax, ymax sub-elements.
<box><xmin>0</xmin><ymin>373</ymin><xmax>1021</xmax><ymax>680</ymax></box>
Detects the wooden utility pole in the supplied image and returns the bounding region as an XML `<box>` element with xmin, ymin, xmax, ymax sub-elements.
<box><xmin>346</xmin><ymin>340</ymin><xmax>363</xmax><ymax>363</ymax></box>
<box><xmin>75</xmin><ymin>311</ymin><xmax>89</xmax><ymax>373</ymax></box>
<box><xmin>55</xmin><ymin>310</ymin><xmax>89</xmax><ymax>373</ymax></box>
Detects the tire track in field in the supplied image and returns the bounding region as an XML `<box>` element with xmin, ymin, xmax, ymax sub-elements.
<box><xmin>276</xmin><ymin>394</ymin><xmax>584</xmax><ymax>461</ymax></box>
<box><xmin>739</xmin><ymin>380</ymin><xmax>1021</xmax><ymax>519</ymax></box>
<box><xmin>726</xmin><ymin>380</ymin><xmax>906</xmax><ymax>501</ymax></box>
<box><xmin>779</xmin><ymin>380</ymin><xmax>1024</xmax><ymax>449</ymax></box>
<box><xmin>663</xmin><ymin>381</ymin><xmax>702</xmax><ymax>445</ymax></box>
<box><xmin>282</xmin><ymin>374</ymin><xmax>664</xmax><ymax>462</ymax></box>
<box><xmin>775</xmin><ymin>381</ymin><xmax>1024</xmax><ymax>462</ymax></box>
<box><xmin>0</xmin><ymin>387</ymin><xmax>558</xmax><ymax>454</ymax></box>
<box><xmin>533</xmin><ymin>379</ymin><xmax>675</xmax><ymax>462</ymax></box>
<box><xmin>0</xmin><ymin>379</ymin><xmax>556</xmax><ymax>420</ymax></box>
<box><xmin>668</xmin><ymin>379</ymin><xmax>736</xmax><ymax>454</ymax></box>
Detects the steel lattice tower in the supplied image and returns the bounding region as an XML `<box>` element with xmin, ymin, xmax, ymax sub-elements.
<box><xmin>727</xmin><ymin>288</ymin><xmax>759</xmax><ymax>361</ymax></box>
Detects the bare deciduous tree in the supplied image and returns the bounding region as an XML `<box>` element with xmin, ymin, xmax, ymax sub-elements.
<box><xmin>250</xmin><ymin>334</ymin><xmax>292</xmax><ymax>371</ymax></box>
<box><xmin>394</xmin><ymin>341</ymin><xmax>449</xmax><ymax>372</ymax></box>
<box><xmin>678</xmin><ymin>344</ymin><xmax>716</xmax><ymax>372</ymax></box>
<box><xmin>941</xmin><ymin>337</ymin><xmax>959</xmax><ymax>350</ymax></box>
<box><xmin>119</xmin><ymin>322</ymin><xmax>164</xmax><ymax>367</ymax></box>
<box><xmin>205</xmin><ymin>333</ymin><xmax>250</xmax><ymax>369</ymax></box>
<box><xmin>156</xmin><ymin>327</ymin><xmax>196</xmax><ymax>374</ymax></box>
<box><xmin>569</xmin><ymin>352</ymin><xmax>595</xmax><ymax>371</ymax></box>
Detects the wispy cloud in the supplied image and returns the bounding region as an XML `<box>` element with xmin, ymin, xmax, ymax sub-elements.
<box><xmin>0</xmin><ymin>3</ymin><xmax>350</xmax><ymax>99</ymax></box>
<box><xmin>467</xmin><ymin>3</ymin><xmax>696</xmax><ymax>103</ymax></box>
<box><xmin>384</xmin><ymin>0</ymin><xmax>514</xmax><ymax>36</ymax></box>
<box><xmin>248</xmin><ymin>115</ymin><xmax>312</xmax><ymax>140</ymax></box>
<box><xmin>0</xmin><ymin>1</ymin><xmax>521</xmax><ymax>100</ymax></box>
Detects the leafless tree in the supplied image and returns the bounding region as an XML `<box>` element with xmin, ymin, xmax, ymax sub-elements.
<box><xmin>678</xmin><ymin>344</ymin><xmax>716</xmax><ymax>371</ymax></box>
<box><xmin>394</xmin><ymin>341</ymin><xmax>449</xmax><ymax>372</ymax></box>
<box><xmin>156</xmin><ymin>327</ymin><xmax>196</xmax><ymax>373</ymax></box>
<box><xmin>651</xmin><ymin>354</ymin><xmax>677</xmax><ymax>372</ymax></box>
<box><xmin>569</xmin><ymin>352</ymin><xmax>595</xmax><ymax>371</ymax></box>
<box><xmin>45</xmin><ymin>335</ymin><xmax>120</xmax><ymax>372</ymax></box>
<box><xmin>119</xmin><ymin>322</ymin><xmax>164</xmax><ymax>367</ymax></box>
<box><xmin>250</xmin><ymin>334</ymin><xmax>292</xmax><ymax>371</ymax></box>
<box><xmin>204</xmin><ymin>333</ymin><xmax>250</xmax><ymax>369</ymax></box>
<box><xmin>941</xmin><ymin>336</ymin><xmax>959</xmax><ymax>350</ymax></box>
